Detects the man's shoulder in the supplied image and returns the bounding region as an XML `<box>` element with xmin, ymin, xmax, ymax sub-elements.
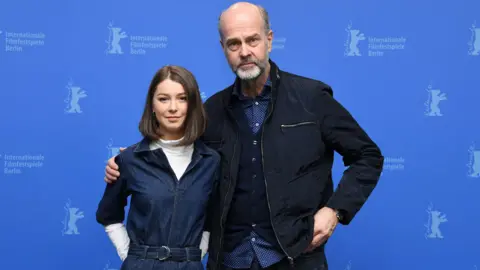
<box><xmin>204</xmin><ymin>85</ymin><xmax>233</xmax><ymax>111</ymax></box>
<box><xmin>201</xmin><ymin>85</ymin><xmax>232</xmax><ymax>139</ymax></box>
<box><xmin>281</xmin><ymin>70</ymin><xmax>333</xmax><ymax>97</ymax></box>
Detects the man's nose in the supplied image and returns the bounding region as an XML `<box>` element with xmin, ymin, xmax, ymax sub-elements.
<box><xmin>239</xmin><ymin>43</ymin><xmax>251</xmax><ymax>57</ymax></box>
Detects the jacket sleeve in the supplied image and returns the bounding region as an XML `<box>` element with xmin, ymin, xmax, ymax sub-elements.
<box><xmin>96</xmin><ymin>154</ymin><xmax>129</xmax><ymax>226</ymax></box>
<box><xmin>316</xmin><ymin>86</ymin><xmax>384</xmax><ymax>225</ymax></box>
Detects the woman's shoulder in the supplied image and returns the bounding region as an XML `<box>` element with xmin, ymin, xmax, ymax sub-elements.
<box><xmin>114</xmin><ymin>139</ymin><xmax>146</xmax><ymax>164</ymax></box>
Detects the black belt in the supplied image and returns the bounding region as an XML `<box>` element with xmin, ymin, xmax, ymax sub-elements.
<box><xmin>128</xmin><ymin>245</ymin><xmax>202</xmax><ymax>262</ymax></box>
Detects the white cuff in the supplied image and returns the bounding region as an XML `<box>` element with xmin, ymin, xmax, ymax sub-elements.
<box><xmin>105</xmin><ymin>223</ymin><xmax>130</xmax><ymax>261</ymax></box>
<box><xmin>200</xmin><ymin>231</ymin><xmax>210</xmax><ymax>258</ymax></box>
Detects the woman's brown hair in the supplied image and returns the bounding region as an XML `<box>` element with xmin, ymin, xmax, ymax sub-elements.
<box><xmin>138</xmin><ymin>65</ymin><xmax>206</xmax><ymax>146</ymax></box>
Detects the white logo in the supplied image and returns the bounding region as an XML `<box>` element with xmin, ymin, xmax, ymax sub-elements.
<box><xmin>344</xmin><ymin>22</ymin><xmax>406</xmax><ymax>57</ymax></box>
<box><xmin>344</xmin><ymin>23</ymin><xmax>365</xmax><ymax>56</ymax></box>
<box><xmin>424</xmin><ymin>203</ymin><xmax>447</xmax><ymax>239</ymax></box>
<box><xmin>272</xmin><ymin>37</ymin><xmax>286</xmax><ymax>50</ymax></box>
<box><xmin>64</xmin><ymin>79</ymin><xmax>87</xmax><ymax>114</ymax></box>
<box><xmin>105</xmin><ymin>22</ymin><xmax>128</xmax><ymax>55</ymax></box>
<box><xmin>1</xmin><ymin>30</ymin><xmax>46</xmax><ymax>53</ymax></box>
<box><xmin>103</xmin><ymin>261</ymin><xmax>118</xmax><ymax>270</ymax></box>
<box><xmin>2</xmin><ymin>153</ymin><xmax>45</xmax><ymax>175</ymax></box>
<box><xmin>468</xmin><ymin>21</ymin><xmax>480</xmax><ymax>56</ymax></box>
<box><xmin>467</xmin><ymin>143</ymin><xmax>480</xmax><ymax>178</ymax></box>
<box><xmin>424</xmin><ymin>84</ymin><xmax>447</xmax><ymax>117</ymax></box>
<box><xmin>383</xmin><ymin>156</ymin><xmax>405</xmax><ymax>172</ymax></box>
<box><xmin>61</xmin><ymin>199</ymin><xmax>84</xmax><ymax>236</ymax></box>
<box><xmin>105</xmin><ymin>22</ymin><xmax>168</xmax><ymax>55</ymax></box>
<box><xmin>106</xmin><ymin>138</ymin><xmax>122</xmax><ymax>162</ymax></box>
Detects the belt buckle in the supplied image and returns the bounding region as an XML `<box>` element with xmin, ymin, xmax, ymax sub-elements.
<box><xmin>158</xmin><ymin>246</ymin><xmax>171</xmax><ymax>261</ymax></box>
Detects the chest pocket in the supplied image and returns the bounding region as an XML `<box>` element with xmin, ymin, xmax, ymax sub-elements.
<box><xmin>278</xmin><ymin>120</ymin><xmax>323</xmax><ymax>163</ymax></box>
<box><xmin>280</xmin><ymin>121</ymin><xmax>319</xmax><ymax>140</ymax></box>
<box><xmin>280</xmin><ymin>121</ymin><xmax>317</xmax><ymax>130</ymax></box>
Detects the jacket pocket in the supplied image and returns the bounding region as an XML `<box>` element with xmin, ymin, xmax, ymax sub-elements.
<box><xmin>288</xmin><ymin>166</ymin><xmax>321</xmax><ymax>183</ymax></box>
<box><xmin>288</xmin><ymin>158</ymin><xmax>323</xmax><ymax>183</ymax></box>
<box><xmin>280</xmin><ymin>121</ymin><xmax>316</xmax><ymax>131</ymax></box>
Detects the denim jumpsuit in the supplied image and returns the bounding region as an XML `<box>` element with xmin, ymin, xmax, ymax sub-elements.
<box><xmin>96</xmin><ymin>137</ymin><xmax>220</xmax><ymax>270</ymax></box>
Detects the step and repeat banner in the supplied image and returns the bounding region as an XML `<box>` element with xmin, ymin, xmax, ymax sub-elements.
<box><xmin>0</xmin><ymin>0</ymin><xmax>478</xmax><ymax>269</ymax></box>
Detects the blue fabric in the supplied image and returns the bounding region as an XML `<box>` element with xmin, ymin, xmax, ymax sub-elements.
<box><xmin>222</xmin><ymin>78</ymin><xmax>285</xmax><ymax>269</ymax></box>
<box><xmin>96</xmin><ymin>138</ymin><xmax>220</xmax><ymax>270</ymax></box>
<box><xmin>232</xmin><ymin>78</ymin><xmax>272</xmax><ymax>134</ymax></box>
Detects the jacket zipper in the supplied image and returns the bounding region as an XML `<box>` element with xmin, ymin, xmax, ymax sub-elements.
<box><xmin>166</xmin><ymin>154</ymin><xmax>201</xmax><ymax>247</ymax></box>
<box><xmin>262</xmin><ymin>103</ymin><xmax>295</xmax><ymax>268</ymax></box>
<box><xmin>280</xmin><ymin>121</ymin><xmax>316</xmax><ymax>129</ymax></box>
<box><xmin>165</xmin><ymin>165</ymin><xmax>179</xmax><ymax>247</ymax></box>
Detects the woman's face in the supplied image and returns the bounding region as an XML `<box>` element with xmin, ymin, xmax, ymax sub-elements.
<box><xmin>152</xmin><ymin>78</ymin><xmax>188</xmax><ymax>140</ymax></box>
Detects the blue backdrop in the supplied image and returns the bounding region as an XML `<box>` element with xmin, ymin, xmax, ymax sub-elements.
<box><xmin>1</xmin><ymin>0</ymin><xmax>479</xmax><ymax>269</ymax></box>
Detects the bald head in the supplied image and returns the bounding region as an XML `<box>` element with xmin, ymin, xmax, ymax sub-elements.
<box><xmin>218</xmin><ymin>2</ymin><xmax>270</xmax><ymax>40</ymax></box>
<box><xmin>217</xmin><ymin>2</ymin><xmax>273</xmax><ymax>82</ymax></box>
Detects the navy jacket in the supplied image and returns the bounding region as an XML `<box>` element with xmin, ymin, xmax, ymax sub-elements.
<box><xmin>202</xmin><ymin>60</ymin><xmax>384</xmax><ymax>269</ymax></box>
<box><xmin>96</xmin><ymin>137</ymin><xmax>220</xmax><ymax>268</ymax></box>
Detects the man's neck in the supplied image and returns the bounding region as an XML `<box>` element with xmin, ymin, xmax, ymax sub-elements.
<box><xmin>241</xmin><ymin>63</ymin><xmax>271</xmax><ymax>98</ymax></box>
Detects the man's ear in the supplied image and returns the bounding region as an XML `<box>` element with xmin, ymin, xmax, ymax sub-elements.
<box><xmin>267</xmin><ymin>30</ymin><xmax>273</xmax><ymax>52</ymax></box>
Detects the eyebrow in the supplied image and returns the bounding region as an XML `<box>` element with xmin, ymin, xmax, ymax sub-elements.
<box><xmin>156</xmin><ymin>92</ymin><xmax>186</xmax><ymax>96</ymax></box>
<box><xmin>226</xmin><ymin>33</ymin><xmax>260</xmax><ymax>43</ymax></box>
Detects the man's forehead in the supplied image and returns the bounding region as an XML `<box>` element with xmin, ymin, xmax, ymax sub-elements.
<box><xmin>221</xmin><ymin>10</ymin><xmax>263</xmax><ymax>36</ymax></box>
<box><xmin>223</xmin><ymin>26</ymin><xmax>262</xmax><ymax>40</ymax></box>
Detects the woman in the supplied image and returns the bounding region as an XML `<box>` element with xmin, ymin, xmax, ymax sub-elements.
<box><xmin>96</xmin><ymin>65</ymin><xmax>219</xmax><ymax>270</ymax></box>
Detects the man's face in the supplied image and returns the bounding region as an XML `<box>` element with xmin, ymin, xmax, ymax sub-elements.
<box><xmin>220</xmin><ymin>10</ymin><xmax>273</xmax><ymax>81</ymax></box>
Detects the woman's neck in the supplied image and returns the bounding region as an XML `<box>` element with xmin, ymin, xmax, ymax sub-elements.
<box><xmin>149</xmin><ymin>136</ymin><xmax>193</xmax><ymax>155</ymax></box>
<box><xmin>160</xmin><ymin>134</ymin><xmax>183</xmax><ymax>141</ymax></box>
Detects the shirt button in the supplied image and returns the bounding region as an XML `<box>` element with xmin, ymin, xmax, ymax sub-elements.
<box><xmin>252</xmin><ymin>158</ymin><xmax>256</xmax><ymax>162</ymax></box>
<box><xmin>252</xmin><ymin>224</ymin><xmax>256</xmax><ymax>227</ymax></box>
<box><xmin>252</xmin><ymin>174</ymin><xmax>256</xmax><ymax>178</ymax></box>
<box><xmin>255</xmin><ymin>123</ymin><xmax>259</xmax><ymax>127</ymax></box>
<box><xmin>251</xmin><ymin>237</ymin><xmax>256</xmax><ymax>242</ymax></box>
<box><xmin>255</xmin><ymin>102</ymin><xmax>259</xmax><ymax>105</ymax></box>
<box><xmin>253</xmin><ymin>140</ymin><xmax>257</xmax><ymax>145</ymax></box>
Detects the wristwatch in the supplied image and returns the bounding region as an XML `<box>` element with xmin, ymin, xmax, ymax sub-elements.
<box><xmin>334</xmin><ymin>209</ymin><xmax>344</xmax><ymax>222</ymax></box>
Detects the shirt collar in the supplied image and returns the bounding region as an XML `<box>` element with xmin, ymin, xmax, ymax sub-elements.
<box><xmin>232</xmin><ymin>77</ymin><xmax>272</xmax><ymax>100</ymax></box>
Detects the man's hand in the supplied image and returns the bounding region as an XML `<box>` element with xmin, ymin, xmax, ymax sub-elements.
<box><xmin>305</xmin><ymin>207</ymin><xmax>339</xmax><ymax>252</ymax></box>
<box><xmin>104</xmin><ymin>147</ymin><xmax>126</xmax><ymax>184</ymax></box>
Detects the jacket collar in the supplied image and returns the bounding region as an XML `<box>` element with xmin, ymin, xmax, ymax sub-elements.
<box><xmin>224</xmin><ymin>59</ymin><xmax>281</xmax><ymax>108</ymax></box>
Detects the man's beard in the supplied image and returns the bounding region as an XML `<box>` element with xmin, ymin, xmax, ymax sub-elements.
<box><xmin>234</xmin><ymin>58</ymin><xmax>267</xmax><ymax>81</ymax></box>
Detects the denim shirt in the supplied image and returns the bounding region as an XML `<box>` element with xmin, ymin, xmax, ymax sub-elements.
<box><xmin>96</xmin><ymin>138</ymin><xmax>220</xmax><ymax>257</ymax></box>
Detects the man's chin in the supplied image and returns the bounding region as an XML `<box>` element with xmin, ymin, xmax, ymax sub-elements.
<box><xmin>236</xmin><ymin>67</ymin><xmax>262</xmax><ymax>81</ymax></box>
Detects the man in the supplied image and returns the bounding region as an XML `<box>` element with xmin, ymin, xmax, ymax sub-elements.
<box><xmin>104</xmin><ymin>2</ymin><xmax>384</xmax><ymax>269</ymax></box>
